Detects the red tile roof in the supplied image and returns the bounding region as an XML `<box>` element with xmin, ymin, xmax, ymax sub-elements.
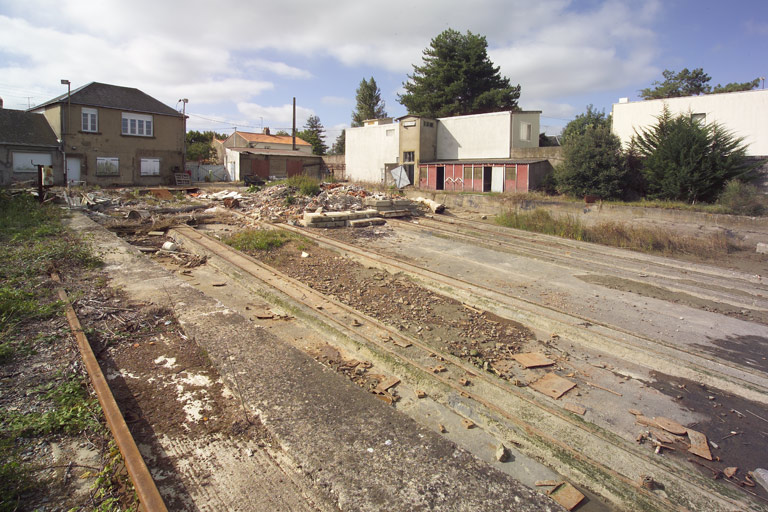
<box><xmin>235</xmin><ymin>131</ymin><xmax>310</xmax><ymax>146</ymax></box>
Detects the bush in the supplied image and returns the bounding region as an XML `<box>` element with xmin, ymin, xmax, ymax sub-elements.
<box><xmin>633</xmin><ymin>106</ymin><xmax>757</xmax><ymax>203</ymax></box>
<box><xmin>286</xmin><ymin>175</ymin><xmax>320</xmax><ymax>196</ymax></box>
<box><xmin>226</xmin><ymin>230</ymin><xmax>297</xmax><ymax>252</ymax></box>
<box><xmin>717</xmin><ymin>180</ymin><xmax>767</xmax><ymax>216</ymax></box>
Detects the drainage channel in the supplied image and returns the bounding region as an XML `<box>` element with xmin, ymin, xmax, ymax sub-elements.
<box><xmin>390</xmin><ymin>216</ymin><xmax>768</xmax><ymax>312</ymax></box>
<box><xmin>169</xmin><ymin>225</ymin><xmax>763</xmax><ymax>512</ymax></box>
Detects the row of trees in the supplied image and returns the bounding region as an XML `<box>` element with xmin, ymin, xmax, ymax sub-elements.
<box><xmin>554</xmin><ymin>105</ymin><xmax>758</xmax><ymax>204</ymax></box>
<box><xmin>639</xmin><ymin>68</ymin><xmax>761</xmax><ymax>100</ymax></box>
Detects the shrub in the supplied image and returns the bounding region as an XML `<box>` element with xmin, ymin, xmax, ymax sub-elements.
<box><xmin>286</xmin><ymin>175</ymin><xmax>320</xmax><ymax>196</ymax></box>
<box><xmin>633</xmin><ymin>106</ymin><xmax>757</xmax><ymax>203</ymax></box>
<box><xmin>226</xmin><ymin>230</ymin><xmax>297</xmax><ymax>252</ymax></box>
<box><xmin>717</xmin><ymin>179</ymin><xmax>767</xmax><ymax>216</ymax></box>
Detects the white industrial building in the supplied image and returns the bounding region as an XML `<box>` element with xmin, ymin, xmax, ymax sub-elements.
<box><xmin>611</xmin><ymin>89</ymin><xmax>768</xmax><ymax>156</ymax></box>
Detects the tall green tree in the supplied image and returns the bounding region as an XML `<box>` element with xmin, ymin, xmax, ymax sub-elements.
<box><xmin>352</xmin><ymin>78</ymin><xmax>387</xmax><ymax>127</ymax></box>
<box><xmin>185</xmin><ymin>130</ymin><xmax>227</xmax><ymax>162</ymax></box>
<box><xmin>554</xmin><ymin>108</ymin><xmax>628</xmax><ymax>200</ymax></box>
<box><xmin>398</xmin><ymin>29</ymin><xmax>520</xmax><ymax>117</ymax></box>
<box><xmin>331</xmin><ymin>129</ymin><xmax>345</xmax><ymax>155</ymax></box>
<box><xmin>297</xmin><ymin>115</ymin><xmax>327</xmax><ymax>156</ymax></box>
<box><xmin>632</xmin><ymin>106</ymin><xmax>756</xmax><ymax>203</ymax></box>
<box><xmin>639</xmin><ymin>68</ymin><xmax>760</xmax><ymax>99</ymax></box>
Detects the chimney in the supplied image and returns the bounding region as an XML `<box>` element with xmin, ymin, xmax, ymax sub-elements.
<box><xmin>263</xmin><ymin>127</ymin><xmax>270</xmax><ymax>135</ymax></box>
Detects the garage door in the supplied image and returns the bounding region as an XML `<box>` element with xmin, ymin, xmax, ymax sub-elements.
<box><xmin>13</xmin><ymin>152</ymin><xmax>52</xmax><ymax>173</ymax></box>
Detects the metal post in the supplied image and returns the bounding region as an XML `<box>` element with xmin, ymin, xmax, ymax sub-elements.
<box><xmin>179</xmin><ymin>98</ymin><xmax>188</xmax><ymax>180</ymax></box>
<box><xmin>292</xmin><ymin>97</ymin><xmax>296</xmax><ymax>151</ymax></box>
<box><xmin>60</xmin><ymin>79</ymin><xmax>70</xmax><ymax>186</ymax></box>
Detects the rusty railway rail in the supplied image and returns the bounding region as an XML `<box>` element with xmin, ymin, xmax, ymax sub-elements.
<box><xmin>170</xmin><ymin>225</ymin><xmax>765</xmax><ymax>512</ymax></box>
<box><xmin>52</xmin><ymin>272</ymin><xmax>167</xmax><ymax>512</ymax></box>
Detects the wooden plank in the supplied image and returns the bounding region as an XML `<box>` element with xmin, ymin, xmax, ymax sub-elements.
<box><xmin>654</xmin><ymin>417</ymin><xmax>688</xmax><ymax>435</ymax></box>
<box><xmin>687</xmin><ymin>429</ymin><xmax>713</xmax><ymax>460</ymax></box>
<box><xmin>548</xmin><ymin>482</ymin><xmax>585</xmax><ymax>511</ymax></box>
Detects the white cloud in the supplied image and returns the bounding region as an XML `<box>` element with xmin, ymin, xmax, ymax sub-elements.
<box><xmin>236</xmin><ymin>102</ymin><xmax>315</xmax><ymax>129</ymax></box>
<box><xmin>244</xmin><ymin>59</ymin><xmax>312</xmax><ymax>79</ymax></box>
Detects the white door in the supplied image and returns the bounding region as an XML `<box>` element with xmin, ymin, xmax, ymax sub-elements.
<box><xmin>66</xmin><ymin>157</ymin><xmax>81</xmax><ymax>184</ymax></box>
<box><xmin>491</xmin><ymin>166</ymin><xmax>504</xmax><ymax>192</ymax></box>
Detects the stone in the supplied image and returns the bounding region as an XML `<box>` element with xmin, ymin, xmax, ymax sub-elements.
<box><xmin>495</xmin><ymin>443</ymin><xmax>509</xmax><ymax>462</ymax></box>
<box><xmin>753</xmin><ymin>468</ymin><xmax>768</xmax><ymax>492</ymax></box>
<box><xmin>757</xmin><ymin>243</ymin><xmax>768</xmax><ymax>255</ymax></box>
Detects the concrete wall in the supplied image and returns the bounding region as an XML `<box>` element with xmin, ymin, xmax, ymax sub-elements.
<box><xmin>510</xmin><ymin>146</ymin><xmax>564</xmax><ymax>167</ymax></box>
<box><xmin>612</xmin><ymin>90</ymin><xmax>768</xmax><ymax>155</ymax></box>
<box><xmin>345</xmin><ymin>123</ymin><xmax>399</xmax><ymax>183</ymax></box>
<box><xmin>510</xmin><ymin>111</ymin><xmax>541</xmax><ymax>149</ymax></box>
<box><xmin>436</xmin><ymin>111</ymin><xmax>511</xmax><ymax>160</ymax></box>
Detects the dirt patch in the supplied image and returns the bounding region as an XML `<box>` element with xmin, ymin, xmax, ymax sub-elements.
<box><xmin>578</xmin><ymin>274</ymin><xmax>768</xmax><ymax>325</ymax></box>
<box><xmin>692</xmin><ymin>335</ymin><xmax>768</xmax><ymax>373</ymax></box>
<box><xmin>645</xmin><ymin>370</ymin><xmax>768</xmax><ymax>502</ymax></box>
<box><xmin>248</xmin><ymin>229</ymin><xmax>535</xmax><ymax>374</ymax></box>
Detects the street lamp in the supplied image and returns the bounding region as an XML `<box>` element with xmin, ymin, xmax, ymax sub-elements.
<box><xmin>60</xmin><ymin>79</ymin><xmax>71</xmax><ymax>185</ymax></box>
<box><xmin>178</xmin><ymin>98</ymin><xmax>188</xmax><ymax>178</ymax></box>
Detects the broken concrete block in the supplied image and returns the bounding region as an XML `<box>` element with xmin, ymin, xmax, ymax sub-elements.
<box><xmin>757</xmin><ymin>243</ymin><xmax>768</xmax><ymax>255</ymax></box>
<box><xmin>753</xmin><ymin>468</ymin><xmax>768</xmax><ymax>492</ymax></box>
<box><xmin>495</xmin><ymin>443</ymin><xmax>509</xmax><ymax>462</ymax></box>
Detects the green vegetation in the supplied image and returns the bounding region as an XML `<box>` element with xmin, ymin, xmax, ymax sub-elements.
<box><xmin>717</xmin><ymin>179</ymin><xmax>768</xmax><ymax>216</ymax></box>
<box><xmin>186</xmin><ymin>130</ymin><xmax>227</xmax><ymax>163</ymax></box>
<box><xmin>352</xmin><ymin>77</ymin><xmax>387</xmax><ymax>127</ymax></box>
<box><xmin>297</xmin><ymin>115</ymin><xmax>328</xmax><ymax>156</ymax></box>
<box><xmin>226</xmin><ymin>229</ymin><xmax>307</xmax><ymax>252</ymax></box>
<box><xmin>495</xmin><ymin>209</ymin><xmax>734</xmax><ymax>256</ymax></box>
<box><xmin>633</xmin><ymin>106</ymin><xmax>757</xmax><ymax>203</ymax></box>
<box><xmin>554</xmin><ymin>106</ymin><xmax>630</xmax><ymax>200</ymax></box>
<box><xmin>398</xmin><ymin>29</ymin><xmax>520</xmax><ymax>117</ymax></box>
<box><xmin>286</xmin><ymin>174</ymin><xmax>321</xmax><ymax>196</ymax></box>
<box><xmin>639</xmin><ymin>68</ymin><xmax>759</xmax><ymax>99</ymax></box>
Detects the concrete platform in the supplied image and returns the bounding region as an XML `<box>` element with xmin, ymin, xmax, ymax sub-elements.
<box><xmin>66</xmin><ymin>213</ymin><xmax>557</xmax><ymax>512</ymax></box>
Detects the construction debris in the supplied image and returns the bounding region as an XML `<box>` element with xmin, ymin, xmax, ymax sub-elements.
<box><xmin>512</xmin><ymin>352</ymin><xmax>555</xmax><ymax>368</ymax></box>
<box><xmin>413</xmin><ymin>197</ymin><xmax>445</xmax><ymax>214</ymax></box>
<box><xmin>548</xmin><ymin>482</ymin><xmax>585</xmax><ymax>511</ymax></box>
<box><xmin>654</xmin><ymin>417</ymin><xmax>688</xmax><ymax>436</ymax></box>
<box><xmin>686</xmin><ymin>429</ymin><xmax>713</xmax><ymax>461</ymax></box>
<box><xmin>530</xmin><ymin>373</ymin><xmax>576</xmax><ymax>399</ymax></box>
<box><xmin>564</xmin><ymin>403</ymin><xmax>586</xmax><ymax>415</ymax></box>
<box><xmin>495</xmin><ymin>443</ymin><xmax>509</xmax><ymax>462</ymax></box>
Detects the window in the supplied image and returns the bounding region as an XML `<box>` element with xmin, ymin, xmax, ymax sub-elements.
<box><xmin>96</xmin><ymin>157</ymin><xmax>119</xmax><ymax>176</ymax></box>
<box><xmin>403</xmin><ymin>151</ymin><xmax>415</xmax><ymax>162</ymax></box>
<box><xmin>691</xmin><ymin>113</ymin><xmax>706</xmax><ymax>124</ymax></box>
<box><xmin>121</xmin><ymin>113</ymin><xmax>153</xmax><ymax>136</ymax></box>
<box><xmin>423</xmin><ymin>121</ymin><xmax>434</xmax><ymax>128</ymax></box>
<box><xmin>386</xmin><ymin>129</ymin><xmax>395</xmax><ymax>136</ymax></box>
<box><xmin>403</xmin><ymin>120</ymin><xmax>416</xmax><ymax>127</ymax></box>
<box><xmin>140</xmin><ymin>158</ymin><xmax>160</xmax><ymax>176</ymax></box>
<box><xmin>12</xmin><ymin>152</ymin><xmax>52</xmax><ymax>172</ymax></box>
<box><xmin>81</xmin><ymin>108</ymin><xmax>98</xmax><ymax>132</ymax></box>
<box><xmin>520</xmin><ymin>122</ymin><xmax>532</xmax><ymax>142</ymax></box>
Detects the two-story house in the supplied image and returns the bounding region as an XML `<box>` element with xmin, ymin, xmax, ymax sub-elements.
<box><xmin>31</xmin><ymin>82</ymin><xmax>185</xmax><ymax>186</ymax></box>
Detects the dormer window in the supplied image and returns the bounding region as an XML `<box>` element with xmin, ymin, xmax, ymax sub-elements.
<box><xmin>121</xmin><ymin>113</ymin><xmax>153</xmax><ymax>137</ymax></box>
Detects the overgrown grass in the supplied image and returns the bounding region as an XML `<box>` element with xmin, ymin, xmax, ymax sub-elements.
<box><xmin>286</xmin><ymin>175</ymin><xmax>321</xmax><ymax>196</ymax></box>
<box><xmin>496</xmin><ymin>209</ymin><xmax>734</xmax><ymax>256</ymax></box>
<box><xmin>226</xmin><ymin>229</ymin><xmax>310</xmax><ymax>252</ymax></box>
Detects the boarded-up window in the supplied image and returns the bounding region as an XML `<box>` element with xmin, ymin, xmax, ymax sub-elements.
<box><xmin>140</xmin><ymin>158</ymin><xmax>160</xmax><ymax>176</ymax></box>
<box><xmin>505</xmin><ymin>166</ymin><xmax>516</xmax><ymax>181</ymax></box>
<box><xmin>12</xmin><ymin>152</ymin><xmax>52</xmax><ymax>173</ymax></box>
<box><xmin>463</xmin><ymin>166</ymin><xmax>472</xmax><ymax>180</ymax></box>
<box><xmin>96</xmin><ymin>157</ymin><xmax>119</xmax><ymax>176</ymax></box>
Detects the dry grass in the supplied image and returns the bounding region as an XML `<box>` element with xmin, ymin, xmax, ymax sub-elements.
<box><xmin>495</xmin><ymin>209</ymin><xmax>736</xmax><ymax>257</ymax></box>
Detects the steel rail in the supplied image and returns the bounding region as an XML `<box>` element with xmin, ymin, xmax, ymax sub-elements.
<box><xmin>171</xmin><ymin>225</ymin><xmax>760</xmax><ymax>512</ymax></box>
<box><xmin>52</xmin><ymin>273</ymin><xmax>167</xmax><ymax>512</ymax></box>
<box><xmin>274</xmin><ymin>222</ymin><xmax>768</xmax><ymax>400</ymax></box>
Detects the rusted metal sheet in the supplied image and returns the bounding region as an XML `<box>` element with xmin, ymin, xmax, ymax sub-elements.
<box><xmin>530</xmin><ymin>373</ymin><xmax>576</xmax><ymax>399</ymax></box>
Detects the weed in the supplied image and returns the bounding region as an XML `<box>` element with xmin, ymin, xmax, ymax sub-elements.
<box><xmin>717</xmin><ymin>180</ymin><xmax>767</xmax><ymax>216</ymax></box>
<box><xmin>286</xmin><ymin>175</ymin><xmax>321</xmax><ymax>196</ymax></box>
<box><xmin>226</xmin><ymin>229</ymin><xmax>308</xmax><ymax>252</ymax></box>
<box><xmin>246</xmin><ymin>184</ymin><xmax>261</xmax><ymax>194</ymax></box>
<box><xmin>284</xmin><ymin>194</ymin><xmax>296</xmax><ymax>206</ymax></box>
<box><xmin>495</xmin><ymin>208</ymin><xmax>734</xmax><ymax>257</ymax></box>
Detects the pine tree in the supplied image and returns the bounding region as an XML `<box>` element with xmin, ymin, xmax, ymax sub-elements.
<box><xmin>398</xmin><ymin>29</ymin><xmax>520</xmax><ymax>117</ymax></box>
<box><xmin>331</xmin><ymin>130</ymin><xmax>345</xmax><ymax>155</ymax></box>
<box><xmin>297</xmin><ymin>115</ymin><xmax>327</xmax><ymax>156</ymax></box>
<box><xmin>352</xmin><ymin>78</ymin><xmax>387</xmax><ymax>127</ymax></box>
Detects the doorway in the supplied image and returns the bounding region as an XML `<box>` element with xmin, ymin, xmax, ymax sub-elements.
<box><xmin>491</xmin><ymin>166</ymin><xmax>504</xmax><ymax>192</ymax></box>
<box><xmin>482</xmin><ymin>166</ymin><xmax>492</xmax><ymax>192</ymax></box>
<box><xmin>436</xmin><ymin>166</ymin><xmax>444</xmax><ymax>190</ymax></box>
<box><xmin>66</xmin><ymin>157</ymin><xmax>81</xmax><ymax>184</ymax></box>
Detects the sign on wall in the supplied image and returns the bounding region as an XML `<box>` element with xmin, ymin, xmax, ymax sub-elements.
<box><xmin>12</xmin><ymin>152</ymin><xmax>52</xmax><ymax>173</ymax></box>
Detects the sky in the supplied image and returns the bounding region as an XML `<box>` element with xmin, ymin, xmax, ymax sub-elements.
<box><xmin>0</xmin><ymin>0</ymin><xmax>766</xmax><ymax>145</ymax></box>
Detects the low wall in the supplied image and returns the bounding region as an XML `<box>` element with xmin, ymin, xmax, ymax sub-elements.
<box><xmin>405</xmin><ymin>190</ymin><xmax>768</xmax><ymax>245</ymax></box>
<box><xmin>510</xmin><ymin>146</ymin><xmax>564</xmax><ymax>167</ymax></box>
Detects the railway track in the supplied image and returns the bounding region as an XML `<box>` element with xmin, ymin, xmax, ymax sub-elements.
<box><xmin>391</xmin><ymin>216</ymin><xmax>768</xmax><ymax>313</ymax></box>
<box><xmin>170</xmin><ymin>224</ymin><xmax>767</xmax><ymax>512</ymax></box>
<box><xmin>274</xmin><ymin>221</ymin><xmax>768</xmax><ymax>404</ymax></box>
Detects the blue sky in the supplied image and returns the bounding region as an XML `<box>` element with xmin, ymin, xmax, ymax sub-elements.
<box><xmin>0</xmin><ymin>0</ymin><xmax>765</xmax><ymax>144</ymax></box>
